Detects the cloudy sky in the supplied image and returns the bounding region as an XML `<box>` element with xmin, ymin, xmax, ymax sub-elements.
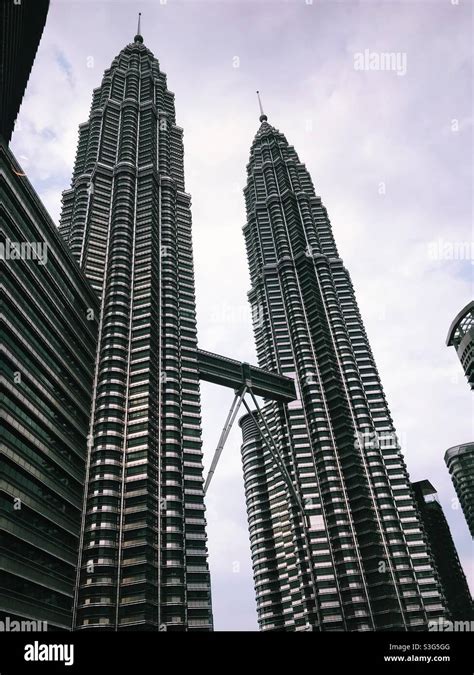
<box><xmin>11</xmin><ymin>0</ymin><xmax>473</xmax><ymax>630</ymax></box>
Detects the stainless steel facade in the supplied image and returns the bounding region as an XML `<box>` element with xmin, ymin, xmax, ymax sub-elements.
<box><xmin>59</xmin><ymin>31</ymin><xmax>212</xmax><ymax>630</ymax></box>
<box><xmin>445</xmin><ymin>443</ymin><xmax>474</xmax><ymax>538</ymax></box>
<box><xmin>239</xmin><ymin>114</ymin><xmax>448</xmax><ymax>631</ymax></box>
<box><xmin>412</xmin><ymin>480</ymin><xmax>472</xmax><ymax>621</ymax></box>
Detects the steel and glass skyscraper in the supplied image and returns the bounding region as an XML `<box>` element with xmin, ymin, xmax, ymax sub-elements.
<box><xmin>446</xmin><ymin>301</ymin><xmax>474</xmax><ymax>390</ymax></box>
<box><xmin>445</xmin><ymin>443</ymin><xmax>474</xmax><ymax>538</ymax></box>
<box><xmin>59</xmin><ymin>26</ymin><xmax>212</xmax><ymax>631</ymax></box>
<box><xmin>412</xmin><ymin>480</ymin><xmax>472</xmax><ymax>621</ymax></box>
<box><xmin>239</xmin><ymin>105</ymin><xmax>448</xmax><ymax>631</ymax></box>
<box><xmin>1</xmin><ymin>140</ymin><xmax>98</xmax><ymax>630</ymax></box>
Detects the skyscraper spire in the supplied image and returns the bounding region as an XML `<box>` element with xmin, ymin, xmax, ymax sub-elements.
<box><xmin>134</xmin><ymin>11</ymin><xmax>143</xmax><ymax>43</ymax></box>
<box><xmin>256</xmin><ymin>90</ymin><xmax>268</xmax><ymax>122</ymax></box>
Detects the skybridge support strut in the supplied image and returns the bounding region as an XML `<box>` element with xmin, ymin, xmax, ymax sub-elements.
<box><xmin>204</xmin><ymin>387</ymin><xmax>247</xmax><ymax>495</ymax></box>
<box><xmin>242</xmin><ymin>391</ymin><xmax>310</xmax><ymax>530</ymax></box>
<box><xmin>204</xmin><ymin>385</ymin><xmax>308</xmax><ymax>530</ymax></box>
<box><xmin>202</xmin><ymin>382</ymin><xmax>320</xmax><ymax>629</ymax></box>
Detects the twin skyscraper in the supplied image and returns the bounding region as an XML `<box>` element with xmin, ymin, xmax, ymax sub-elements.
<box><xmin>57</xmin><ymin>27</ymin><xmax>448</xmax><ymax>631</ymax></box>
<box><xmin>2</xmin><ymin>15</ymin><xmax>468</xmax><ymax>632</ymax></box>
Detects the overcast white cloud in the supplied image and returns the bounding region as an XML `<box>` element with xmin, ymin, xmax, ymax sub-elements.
<box><xmin>11</xmin><ymin>0</ymin><xmax>473</xmax><ymax>630</ymax></box>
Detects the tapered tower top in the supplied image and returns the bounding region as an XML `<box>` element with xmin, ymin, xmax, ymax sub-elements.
<box><xmin>256</xmin><ymin>90</ymin><xmax>268</xmax><ymax>122</ymax></box>
<box><xmin>134</xmin><ymin>12</ymin><xmax>143</xmax><ymax>43</ymax></box>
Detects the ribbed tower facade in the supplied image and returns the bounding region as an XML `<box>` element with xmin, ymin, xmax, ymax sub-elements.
<box><xmin>445</xmin><ymin>443</ymin><xmax>474</xmax><ymax>538</ymax></box>
<box><xmin>240</xmin><ymin>112</ymin><xmax>448</xmax><ymax>631</ymax></box>
<box><xmin>59</xmin><ymin>30</ymin><xmax>212</xmax><ymax>631</ymax></box>
<box><xmin>411</xmin><ymin>480</ymin><xmax>472</xmax><ymax>621</ymax></box>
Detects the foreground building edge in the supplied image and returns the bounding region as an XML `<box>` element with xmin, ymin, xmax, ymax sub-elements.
<box><xmin>1</xmin><ymin>139</ymin><xmax>99</xmax><ymax>629</ymax></box>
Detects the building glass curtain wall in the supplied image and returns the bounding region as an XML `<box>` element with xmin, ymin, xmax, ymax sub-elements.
<box><xmin>0</xmin><ymin>0</ymin><xmax>50</xmax><ymax>144</ymax></box>
<box><xmin>239</xmin><ymin>112</ymin><xmax>448</xmax><ymax>631</ymax></box>
<box><xmin>1</xmin><ymin>140</ymin><xmax>99</xmax><ymax>630</ymax></box>
<box><xmin>446</xmin><ymin>301</ymin><xmax>474</xmax><ymax>390</ymax></box>
<box><xmin>59</xmin><ymin>30</ymin><xmax>212</xmax><ymax>631</ymax></box>
<box><xmin>411</xmin><ymin>480</ymin><xmax>472</xmax><ymax>622</ymax></box>
<box><xmin>445</xmin><ymin>443</ymin><xmax>474</xmax><ymax>538</ymax></box>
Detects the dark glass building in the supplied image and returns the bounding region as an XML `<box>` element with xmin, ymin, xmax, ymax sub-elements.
<box><xmin>59</xmin><ymin>28</ymin><xmax>213</xmax><ymax>631</ymax></box>
<box><xmin>0</xmin><ymin>140</ymin><xmax>99</xmax><ymax>629</ymax></box>
<box><xmin>412</xmin><ymin>480</ymin><xmax>472</xmax><ymax>621</ymax></box>
<box><xmin>0</xmin><ymin>0</ymin><xmax>50</xmax><ymax>143</ymax></box>
<box><xmin>445</xmin><ymin>443</ymin><xmax>474</xmax><ymax>538</ymax></box>
<box><xmin>446</xmin><ymin>301</ymin><xmax>474</xmax><ymax>390</ymax></box>
<box><xmin>239</xmin><ymin>108</ymin><xmax>448</xmax><ymax>631</ymax></box>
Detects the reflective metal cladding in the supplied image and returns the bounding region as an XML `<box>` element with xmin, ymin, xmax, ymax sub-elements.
<box><xmin>239</xmin><ymin>113</ymin><xmax>450</xmax><ymax>631</ymax></box>
<box><xmin>59</xmin><ymin>30</ymin><xmax>212</xmax><ymax>631</ymax></box>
